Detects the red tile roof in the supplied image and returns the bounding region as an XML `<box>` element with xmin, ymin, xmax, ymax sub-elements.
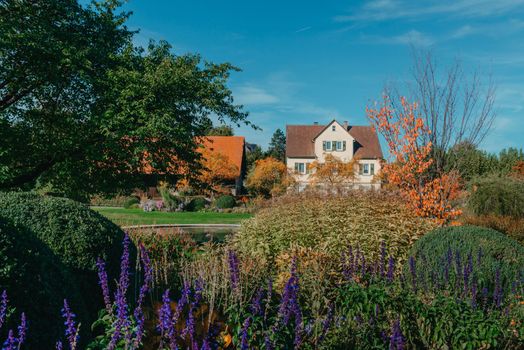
<box><xmin>285</xmin><ymin>125</ymin><xmax>324</xmax><ymax>158</ymax></box>
<box><xmin>199</xmin><ymin>136</ymin><xmax>245</xmax><ymax>177</ymax></box>
<box><xmin>286</xmin><ymin>122</ymin><xmax>382</xmax><ymax>159</ymax></box>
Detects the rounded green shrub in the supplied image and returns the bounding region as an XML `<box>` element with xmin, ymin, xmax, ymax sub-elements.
<box><xmin>231</xmin><ymin>191</ymin><xmax>438</xmax><ymax>266</ymax></box>
<box><xmin>408</xmin><ymin>225</ymin><xmax>524</xmax><ymax>291</ymax></box>
<box><xmin>468</xmin><ymin>176</ymin><xmax>524</xmax><ymax>218</ymax></box>
<box><xmin>123</xmin><ymin>196</ymin><xmax>140</xmax><ymax>209</ymax></box>
<box><xmin>0</xmin><ymin>217</ymin><xmax>87</xmax><ymax>348</ymax></box>
<box><xmin>186</xmin><ymin>196</ymin><xmax>207</xmax><ymax>212</ymax></box>
<box><xmin>214</xmin><ymin>195</ymin><xmax>236</xmax><ymax>209</ymax></box>
<box><xmin>0</xmin><ymin>192</ymin><xmax>129</xmax><ymax>322</ymax></box>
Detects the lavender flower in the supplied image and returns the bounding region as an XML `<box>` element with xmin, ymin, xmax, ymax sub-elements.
<box><xmin>2</xmin><ymin>329</ymin><xmax>17</xmax><ymax>350</ymax></box>
<box><xmin>56</xmin><ymin>341</ymin><xmax>63</xmax><ymax>350</ymax></box>
<box><xmin>158</xmin><ymin>289</ymin><xmax>174</xmax><ymax>349</ymax></box>
<box><xmin>493</xmin><ymin>268</ymin><xmax>503</xmax><ymax>308</ymax></box>
<box><xmin>389</xmin><ymin>320</ymin><xmax>405</xmax><ymax>350</ymax></box>
<box><xmin>61</xmin><ymin>299</ymin><xmax>79</xmax><ymax>350</ymax></box>
<box><xmin>228</xmin><ymin>250</ymin><xmax>240</xmax><ymax>290</ymax></box>
<box><xmin>318</xmin><ymin>304</ymin><xmax>334</xmax><ymax>344</ymax></box>
<box><xmin>200</xmin><ymin>339</ymin><xmax>211</xmax><ymax>350</ymax></box>
<box><xmin>133</xmin><ymin>244</ymin><xmax>153</xmax><ymax>348</ymax></box>
<box><xmin>0</xmin><ymin>290</ymin><xmax>7</xmax><ymax>329</ymax></box>
<box><xmin>264</xmin><ymin>334</ymin><xmax>273</xmax><ymax>350</ymax></box>
<box><xmin>109</xmin><ymin>234</ymin><xmax>131</xmax><ymax>350</ymax></box>
<box><xmin>17</xmin><ymin>312</ymin><xmax>26</xmax><ymax>346</ymax></box>
<box><xmin>240</xmin><ymin>317</ymin><xmax>250</xmax><ymax>350</ymax></box>
<box><xmin>250</xmin><ymin>287</ymin><xmax>264</xmax><ymax>316</ymax></box>
<box><xmin>96</xmin><ymin>258</ymin><xmax>112</xmax><ymax>314</ymax></box>
<box><xmin>387</xmin><ymin>256</ymin><xmax>395</xmax><ymax>283</ymax></box>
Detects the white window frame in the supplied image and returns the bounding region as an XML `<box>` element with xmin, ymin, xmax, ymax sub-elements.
<box><xmin>336</xmin><ymin>141</ymin><xmax>343</xmax><ymax>151</ymax></box>
<box><xmin>363</xmin><ymin>163</ymin><xmax>370</xmax><ymax>175</ymax></box>
<box><xmin>295</xmin><ymin>162</ymin><xmax>305</xmax><ymax>174</ymax></box>
<box><xmin>325</xmin><ymin>141</ymin><xmax>332</xmax><ymax>151</ymax></box>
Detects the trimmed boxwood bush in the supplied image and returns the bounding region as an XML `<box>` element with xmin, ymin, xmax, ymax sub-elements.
<box><xmin>231</xmin><ymin>191</ymin><xmax>438</xmax><ymax>266</ymax></box>
<box><xmin>214</xmin><ymin>195</ymin><xmax>236</xmax><ymax>209</ymax></box>
<box><xmin>468</xmin><ymin>176</ymin><xmax>524</xmax><ymax>218</ymax></box>
<box><xmin>0</xmin><ymin>192</ymin><xmax>130</xmax><ymax>323</ymax></box>
<box><xmin>186</xmin><ymin>196</ymin><xmax>207</xmax><ymax>212</ymax></box>
<box><xmin>123</xmin><ymin>196</ymin><xmax>140</xmax><ymax>209</ymax></box>
<box><xmin>0</xmin><ymin>217</ymin><xmax>87</xmax><ymax>348</ymax></box>
<box><xmin>408</xmin><ymin>225</ymin><xmax>524</xmax><ymax>292</ymax></box>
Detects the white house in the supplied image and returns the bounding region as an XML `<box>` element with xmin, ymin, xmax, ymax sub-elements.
<box><xmin>286</xmin><ymin>119</ymin><xmax>383</xmax><ymax>190</ymax></box>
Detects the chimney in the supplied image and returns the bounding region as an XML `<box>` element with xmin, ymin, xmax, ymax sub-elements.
<box><xmin>343</xmin><ymin>120</ymin><xmax>348</xmax><ymax>129</ymax></box>
<box><xmin>313</xmin><ymin>121</ymin><xmax>318</xmax><ymax>125</ymax></box>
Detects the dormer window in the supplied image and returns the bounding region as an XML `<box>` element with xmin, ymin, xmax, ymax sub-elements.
<box><xmin>332</xmin><ymin>125</ymin><xmax>336</xmax><ymax>131</ymax></box>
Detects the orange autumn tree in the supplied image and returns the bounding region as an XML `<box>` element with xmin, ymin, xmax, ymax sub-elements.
<box><xmin>199</xmin><ymin>147</ymin><xmax>239</xmax><ymax>194</ymax></box>
<box><xmin>245</xmin><ymin>157</ymin><xmax>294</xmax><ymax>198</ymax></box>
<box><xmin>367</xmin><ymin>96</ymin><xmax>462</xmax><ymax>224</ymax></box>
<box><xmin>308</xmin><ymin>154</ymin><xmax>359</xmax><ymax>193</ymax></box>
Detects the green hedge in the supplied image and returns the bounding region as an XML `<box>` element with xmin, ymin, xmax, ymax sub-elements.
<box><xmin>0</xmin><ymin>192</ymin><xmax>130</xmax><ymax>324</ymax></box>
<box><xmin>468</xmin><ymin>176</ymin><xmax>524</xmax><ymax>218</ymax></box>
<box><xmin>186</xmin><ymin>196</ymin><xmax>207</xmax><ymax>212</ymax></box>
<box><xmin>0</xmin><ymin>217</ymin><xmax>87</xmax><ymax>348</ymax></box>
<box><xmin>214</xmin><ymin>195</ymin><xmax>236</xmax><ymax>209</ymax></box>
<box><xmin>408</xmin><ymin>225</ymin><xmax>524</xmax><ymax>292</ymax></box>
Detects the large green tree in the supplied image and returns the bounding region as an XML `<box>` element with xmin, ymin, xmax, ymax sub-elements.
<box><xmin>0</xmin><ymin>0</ymin><xmax>250</xmax><ymax>200</ymax></box>
<box><xmin>266</xmin><ymin>128</ymin><xmax>286</xmax><ymax>162</ymax></box>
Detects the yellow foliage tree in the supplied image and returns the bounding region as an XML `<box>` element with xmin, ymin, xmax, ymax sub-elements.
<box><xmin>199</xmin><ymin>147</ymin><xmax>239</xmax><ymax>195</ymax></box>
<box><xmin>308</xmin><ymin>154</ymin><xmax>359</xmax><ymax>192</ymax></box>
<box><xmin>245</xmin><ymin>157</ymin><xmax>294</xmax><ymax>197</ymax></box>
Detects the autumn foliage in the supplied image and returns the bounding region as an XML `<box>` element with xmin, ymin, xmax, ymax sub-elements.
<box><xmin>245</xmin><ymin>157</ymin><xmax>293</xmax><ymax>197</ymax></box>
<box><xmin>198</xmin><ymin>147</ymin><xmax>239</xmax><ymax>194</ymax></box>
<box><xmin>308</xmin><ymin>154</ymin><xmax>359</xmax><ymax>192</ymax></box>
<box><xmin>367</xmin><ymin>96</ymin><xmax>462</xmax><ymax>224</ymax></box>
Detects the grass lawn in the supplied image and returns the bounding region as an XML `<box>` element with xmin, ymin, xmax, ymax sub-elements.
<box><xmin>92</xmin><ymin>207</ymin><xmax>252</xmax><ymax>226</ymax></box>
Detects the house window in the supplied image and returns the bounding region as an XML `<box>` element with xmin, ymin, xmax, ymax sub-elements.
<box><xmin>370</xmin><ymin>163</ymin><xmax>375</xmax><ymax>175</ymax></box>
<box><xmin>343</xmin><ymin>141</ymin><xmax>346</xmax><ymax>151</ymax></box>
<box><xmin>324</xmin><ymin>141</ymin><xmax>332</xmax><ymax>151</ymax></box>
<box><xmin>359</xmin><ymin>163</ymin><xmax>371</xmax><ymax>175</ymax></box>
<box><xmin>306</xmin><ymin>162</ymin><xmax>311</xmax><ymax>174</ymax></box>
<box><xmin>332</xmin><ymin>125</ymin><xmax>336</xmax><ymax>131</ymax></box>
<box><xmin>336</xmin><ymin>141</ymin><xmax>343</xmax><ymax>151</ymax></box>
<box><xmin>295</xmin><ymin>162</ymin><xmax>305</xmax><ymax>174</ymax></box>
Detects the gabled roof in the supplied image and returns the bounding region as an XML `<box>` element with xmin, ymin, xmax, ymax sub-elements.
<box><xmin>199</xmin><ymin>136</ymin><xmax>245</xmax><ymax>177</ymax></box>
<box><xmin>286</xmin><ymin>121</ymin><xmax>383</xmax><ymax>159</ymax></box>
<box><xmin>349</xmin><ymin>126</ymin><xmax>383</xmax><ymax>159</ymax></box>
<box><xmin>286</xmin><ymin>124</ymin><xmax>324</xmax><ymax>158</ymax></box>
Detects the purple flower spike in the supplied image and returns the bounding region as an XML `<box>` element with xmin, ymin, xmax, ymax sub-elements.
<box><xmin>133</xmin><ymin>244</ymin><xmax>154</xmax><ymax>347</ymax></box>
<box><xmin>2</xmin><ymin>329</ymin><xmax>17</xmax><ymax>350</ymax></box>
<box><xmin>61</xmin><ymin>299</ymin><xmax>79</xmax><ymax>350</ymax></box>
<box><xmin>0</xmin><ymin>290</ymin><xmax>7</xmax><ymax>330</ymax></box>
<box><xmin>109</xmin><ymin>234</ymin><xmax>132</xmax><ymax>350</ymax></box>
<box><xmin>56</xmin><ymin>341</ymin><xmax>63</xmax><ymax>350</ymax></box>
<box><xmin>389</xmin><ymin>319</ymin><xmax>405</xmax><ymax>350</ymax></box>
<box><xmin>387</xmin><ymin>256</ymin><xmax>395</xmax><ymax>283</ymax></box>
<box><xmin>17</xmin><ymin>312</ymin><xmax>27</xmax><ymax>346</ymax></box>
<box><xmin>240</xmin><ymin>317</ymin><xmax>250</xmax><ymax>350</ymax></box>
<box><xmin>96</xmin><ymin>258</ymin><xmax>112</xmax><ymax>314</ymax></box>
<box><xmin>264</xmin><ymin>334</ymin><xmax>273</xmax><ymax>350</ymax></box>
<box><xmin>228</xmin><ymin>250</ymin><xmax>240</xmax><ymax>291</ymax></box>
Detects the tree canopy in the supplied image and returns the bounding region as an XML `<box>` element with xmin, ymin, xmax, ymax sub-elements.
<box><xmin>0</xmin><ymin>0</ymin><xmax>250</xmax><ymax>200</ymax></box>
<box><xmin>266</xmin><ymin>129</ymin><xmax>286</xmax><ymax>162</ymax></box>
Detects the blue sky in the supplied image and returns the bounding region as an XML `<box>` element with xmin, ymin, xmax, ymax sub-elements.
<box><xmin>119</xmin><ymin>0</ymin><xmax>524</xmax><ymax>152</ymax></box>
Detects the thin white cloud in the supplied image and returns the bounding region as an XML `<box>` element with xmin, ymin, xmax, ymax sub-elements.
<box><xmin>362</xmin><ymin>30</ymin><xmax>434</xmax><ymax>47</ymax></box>
<box><xmin>335</xmin><ymin>0</ymin><xmax>524</xmax><ymax>23</ymax></box>
<box><xmin>295</xmin><ymin>26</ymin><xmax>312</xmax><ymax>33</ymax></box>
<box><xmin>235</xmin><ymin>86</ymin><xmax>279</xmax><ymax>105</ymax></box>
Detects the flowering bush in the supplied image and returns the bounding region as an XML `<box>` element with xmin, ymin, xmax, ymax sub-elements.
<box><xmin>231</xmin><ymin>191</ymin><xmax>437</xmax><ymax>268</ymax></box>
<box><xmin>2</xmin><ymin>233</ymin><xmax>524</xmax><ymax>349</ymax></box>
